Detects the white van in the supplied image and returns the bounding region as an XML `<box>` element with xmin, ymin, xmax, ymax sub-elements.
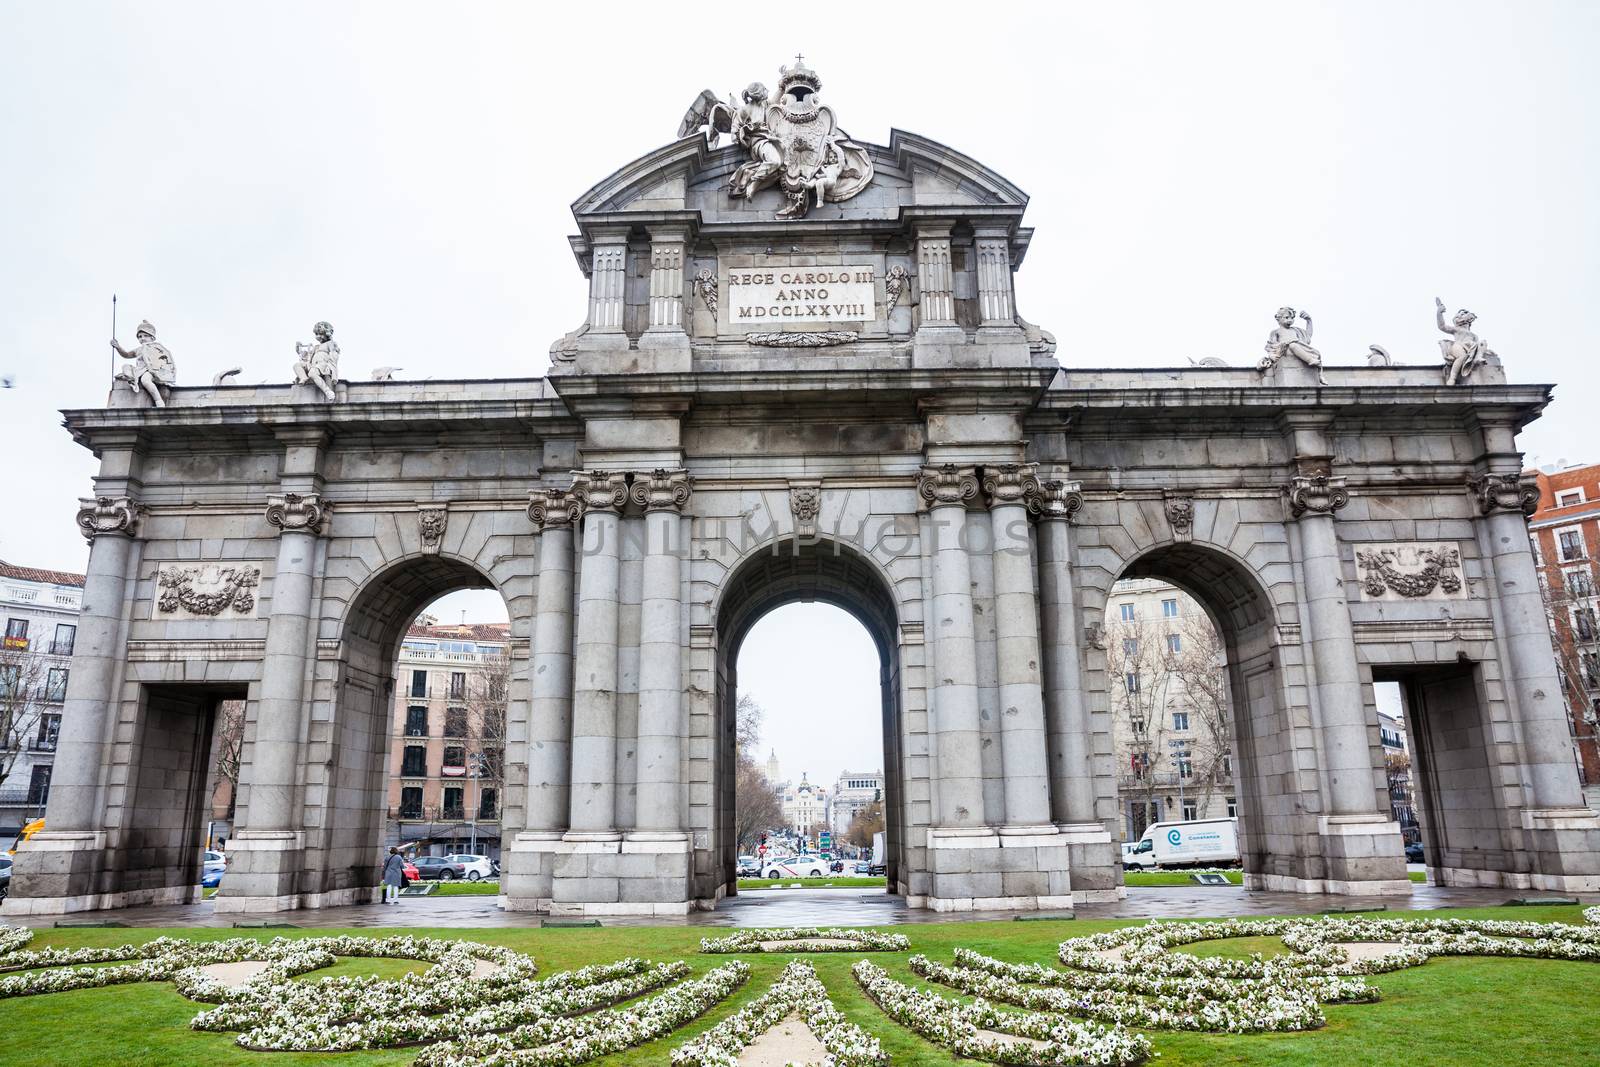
<box><xmin>1122</xmin><ymin>818</ymin><xmax>1239</xmax><ymax>870</ymax></box>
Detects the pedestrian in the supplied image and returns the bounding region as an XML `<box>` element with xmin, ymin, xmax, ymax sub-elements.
<box><xmin>382</xmin><ymin>846</ymin><xmax>406</xmax><ymax>905</ymax></box>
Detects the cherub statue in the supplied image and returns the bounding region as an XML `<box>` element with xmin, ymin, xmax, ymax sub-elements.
<box><xmin>1258</xmin><ymin>306</ymin><xmax>1327</xmax><ymax>385</ymax></box>
<box><xmin>293</xmin><ymin>320</ymin><xmax>340</xmax><ymax>401</ymax></box>
<box><xmin>725</xmin><ymin>83</ymin><xmax>785</xmax><ymax>201</ymax></box>
<box><xmin>1435</xmin><ymin>297</ymin><xmax>1493</xmax><ymax>385</ymax></box>
<box><xmin>110</xmin><ymin>319</ymin><xmax>176</xmax><ymax>407</ymax></box>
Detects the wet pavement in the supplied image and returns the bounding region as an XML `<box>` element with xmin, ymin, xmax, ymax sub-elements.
<box><xmin>4</xmin><ymin>882</ymin><xmax>1591</xmax><ymax>930</ymax></box>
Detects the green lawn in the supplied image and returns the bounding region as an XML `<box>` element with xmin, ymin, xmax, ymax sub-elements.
<box><xmin>429</xmin><ymin>879</ymin><xmax>501</xmax><ymax>895</ymax></box>
<box><xmin>1</xmin><ymin>905</ymin><xmax>1596</xmax><ymax>1066</ymax></box>
<box><xmin>736</xmin><ymin>875</ymin><xmax>887</xmax><ymax>889</ymax></box>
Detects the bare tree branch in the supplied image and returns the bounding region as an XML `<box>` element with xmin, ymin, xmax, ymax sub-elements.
<box><xmin>0</xmin><ymin>644</ymin><xmax>52</xmax><ymax>793</ymax></box>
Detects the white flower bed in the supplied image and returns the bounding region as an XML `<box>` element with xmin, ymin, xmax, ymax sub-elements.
<box><xmin>672</xmin><ymin>958</ymin><xmax>884</xmax><ymax>1067</ymax></box>
<box><xmin>853</xmin><ymin>959</ymin><xmax>1152</xmax><ymax>1065</ymax></box>
<box><xmin>699</xmin><ymin>926</ymin><xmax>909</xmax><ymax>954</ymax></box>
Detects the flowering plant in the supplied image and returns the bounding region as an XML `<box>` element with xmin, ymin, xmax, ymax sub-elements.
<box><xmin>699</xmin><ymin>926</ymin><xmax>909</xmax><ymax>953</ymax></box>
<box><xmin>672</xmin><ymin>959</ymin><xmax>884</xmax><ymax>1066</ymax></box>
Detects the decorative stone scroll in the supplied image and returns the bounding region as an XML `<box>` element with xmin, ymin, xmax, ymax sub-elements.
<box><xmin>76</xmin><ymin>495</ymin><xmax>143</xmax><ymax>542</ymax></box>
<box><xmin>570</xmin><ymin>470</ymin><xmax>630</xmax><ymax>514</ymax></box>
<box><xmin>155</xmin><ymin>563</ymin><xmax>262</xmax><ymax>618</ymax></box>
<box><xmin>526</xmin><ymin>487</ymin><xmax>582</xmax><ymax>530</ymax></box>
<box><xmin>981</xmin><ymin>463</ymin><xmax>1038</xmax><ymax>508</ymax></box>
<box><xmin>789</xmin><ymin>482</ymin><xmax>822</xmax><ymax>539</ymax></box>
<box><xmin>883</xmin><ymin>265</ymin><xmax>910</xmax><ymax>309</ymax></box>
<box><xmin>917</xmin><ymin>464</ymin><xmax>980</xmax><ymax>508</ymax></box>
<box><xmin>417</xmin><ymin>503</ymin><xmax>448</xmax><ymax>554</ymax></box>
<box><xmin>1026</xmin><ymin>479</ymin><xmax>1084</xmax><ymax>523</ymax></box>
<box><xmin>1286</xmin><ymin>475</ymin><xmax>1349</xmax><ymax>518</ymax></box>
<box><xmin>1470</xmin><ymin>472</ymin><xmax>1539</xmax><ymax>517</ymax></box>
<box><xmin>630</xmin><ymin>468</ymin><xmax>692</xmax><ymax>512</ymax></box>
<box><xmin>1355</xmin><ymin>543</ymin><xmax>1465</xmax><ymax>601</ymax></box>
<box><xmin>694</xmin><ymin>269</ymin><xmax>718</xmax><ymax>318</ymax></box>
<box><xmin>265</xmin><ymin>492</ymin><xmax>330</xmax><ymax>534</ymax></box>
<box><xmin>1163</xmin><ymin>490</ymin><xmax>1195</xmax><ymax>542</ymax></box>
<box><xmin>744</xmin><ymin>331</ymin><xmax>858</xmax><ymax>348</ymax></box>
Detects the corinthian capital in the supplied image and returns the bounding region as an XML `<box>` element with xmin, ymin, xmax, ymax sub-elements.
<box><xmin>76</xmin><ymin>495</ymin><xmax>143</xmax><ymax>542</ymax></box>
<box><xmin>1026</xmin><ymin>479</ymin><xmax>1084</xmax><ymax>523</ymax></box>
<box><xmin>570</xmin><ymin>470</ymin><xmax>629</xmax><ymax>514</ymax></box>
<box><xmin>265</xmin><ymin>492</ymin><xmax>330</xmax><ymax>534</ymax></box>
<box><xmin>1469</xmin><ymin>472</ymin><xmax>1538</xmax><ymax>517</ymax></box>
<box><xmin>981</xmin><ymin>463</ymin><xmax>1039</xmax><ymax>508</ymax></box>
<box><xmin>917</xmin><ymin>463</ymin><xmax>980</xmax><ymax>508</ymax></box>
<box><xmin>1286</xmin><ymin>475</ymin><xmax>1349</xmax><ymax>519</ymax></box>
<box><xmin>629</xmin><ymin>468</ymin><xmax>692</xmax><ymax>512</ymax></box>
<box><xmin>527</xmin><ymin>487</ymin><xmax>583</xmax><ymax>530</ymax></box>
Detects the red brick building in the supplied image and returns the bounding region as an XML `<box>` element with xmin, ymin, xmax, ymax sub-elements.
<box><xmin>1528</xmin><ymin>462</ymin><xmax>1600</xmax><ymax>788</ymax></box>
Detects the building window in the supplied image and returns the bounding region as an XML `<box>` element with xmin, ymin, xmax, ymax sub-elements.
<box><xmin>1569</xmin><ymin>569</ymin><xmax>1596</xmax><ymax>599</ymax></box>
<box><xmin>1125</xmin><ymin>672</ymin><xmax>1140</xmax><ymax>694</ymax></box>
<box><xmin>0</xmin><ymin>665</ymin><xmax>17</xmax><ymax>698</ymax></box>
<box><xmin>399</xmin><ymin>786</ymin><xmax>423</xmax><ymax>819</ymax></box>
<box><xmin>449</xmin><ymin>672</ymin><xmax>467</xmax><ymax>700</ymax></box>
<box><xmin>1130</xmin><ymin>713</ymin><xmax>1146</xmax><ymax>735</ymax></box>
<box><xmin>1167</xmin><ymin>633</ymin><xmax>1182</xmax><ymax>654</ymax></box>
<box><xmin>44</xmin><ymin>667</ymin><xmax>68</xmax><ymax>703</ymax></box>
<box><xmin>1182</xmin><ymin>799</ymin><xmax>1198</xmax><ymax>821</ymax></box>
<box><xmin>1226</xmin><ymin>796</ymin><xmax>1237</xmax><ymax>817</ymax></box>
<box><xmin>34</xmin><ymin>713</ymin><xmax>60</xmax><ymax>751</ymax></box>
<box><xmin>1123</xmin><ymin>638</ymin><xmax>1139</xmax><ymax>658</ymax></box>
<box><xmin>404</xmin><ymin>706</ymin><xmax>429</xmax><ymax>737</ymax></box>
<box><xmin>51</xmin><ymin>623</ymin><xmax>76</xmax><ymax>656</ymax></box>
<box><xmin>410</xmin><ymin>669</ymin><xmax>428</xmax><ymax>698</ymax></box>
<box><xmin>1162</xmin><ymin>598</ymin><xmax>1178</xmax><ymax>618</ymax></box>
<box><xmin>1175</xmin><ymin>743</ymin><xmax>1193</xmax><ymax>779</ymax></box>
<box><xmin>1131</xmin><ymin>750</ymin><xmax>1150</xmax><ymax>778</ymax></box>
<box><xmin>1172</xmin><ymin>711</ymin><xmax>1190</xmax><ymax>731</ymax></box>
<box><xmin>26</xmin><ymin>764</ymin><xmax>51</xmax><ymax>805</ymax></box>
<box><xmin>1556</xmin><ymin>489</ymin><xmax>1585</xmax><ymax>507</ymax></box>
<box><xmin>478</xmin><ymin>788</ymin><xmax>498</xmax><ymax>820</ymax></box>
<box><xmin>443</xmin><ymin>745</ymin><xmax>466</xmax><ymax>772</ymax></box>
<box><xmin>401</xmin><ymin>745</ymin><xmax>427</xmax><ymax>777</ymax></box>
<box><xmin>1221</xmin><ymin>752</ymin><xmax>1232</xmax><ymax>778</ymax></box>
<box><xmin>444</xmin><ymin>707</ymin><xmax>469</xmax><ymax>738</ymax></box>
<box><xmin>1584</xmin><ymin>652</ymin><xmax>1600</xmax><ymax>689</ymax></box>
<box><xmin>1558</xmin><ymin>528</ymin><xmax>1586</xmax><ymax>562</ymax></box>
<box><xmin>481</xmin><ymin>746</ymin><xmax>503</xmax><ymax>779</ymax></box>
<box><xmin>1577</xmin><ymin>608</ymin><xmax>1597</xmax><ymax>643</ymax></box>
<box><xmin>442</xmin><ymin>786</ymin><xmax>465</xmax><ymax>820</ymax></box>
<box><xmin>4</xmin><ymin>617</ymin><xmax>27</xmax><ymax>649</ymax></box>
<box><xmin>1119</xmin><ymin>603</ymin><xmax>1136</xmax><ymax>621</ymax></box>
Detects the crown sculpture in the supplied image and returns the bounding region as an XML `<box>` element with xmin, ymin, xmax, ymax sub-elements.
<box><xmin>679</xmin><ymin>56</ymin><xmax>875</xmax><ymax>220</ymax></box>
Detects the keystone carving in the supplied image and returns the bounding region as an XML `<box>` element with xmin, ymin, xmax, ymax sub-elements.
<box><xmin>630</xmin><ymin>468</ymin><xmax>693</xmax><ymax>512</ymax></box>
<box><xmin>744</xmin><ymin>330</ymin><xmax>858</xmax><ymax>347</ymax></box>
<box><xmin>789</xmin><ymin>483</ymin><xmax>822</xmax><ymax>538</ymax></box>
<box><xmin>156</xmin><ymin>564</ymin><xmax>260</xmax><ymax>617</ymax></box>
<box><xmin>76</xmin><ymin>495</ymin><xmax>143</xmax><ymax>542</ymax></box>
<box><xmin>1356</xmin><ymin>544</ymin><xmax>1463</xmax><ymax>600</ymax></box>
<box><xmin>570</xmin><ymin>470</ymin><xmax>630</xmax><ymax>514</ymax></box>
<box><xmin>1026</xmin><ymin>479</ymin><xmax>1084</xmax><ymax>523</ymax></box>
<box><xmin>917</xmin><ymin>464</ymin><xmax>980</xmax><ymax>508</ymax></box>
<box><xmin>417</xmin><ymin>503</ymin><xmax>448</xmax><ymax>554</ymax></box>
<box><xmin>1286</xmin><ymin>475</ymin><xmax>1349</xmax><ymax>518</ymax></box>
<box><xmin>1469</xmin><ymin>472</ymin><xmax>1538</xmax><ymax>517</ymax></box>
<box><xmin>1163</xmin><ymin>491</ymin><xmax>1195</xmax><ymax>542</ymax></box>
<box><xmin>526</xmin><ymin>487</ymin><xmax>583</xmax><ymax>531</ymax></box>
<box><xmin>265</xmin><ymin>492</ymin><xmax>330</xmax><ymax>534</ymax></box>
<box><xmin>982</xmin><ymin>463</ymin><xmax>1039</xmax><ymax>508</ymax></box>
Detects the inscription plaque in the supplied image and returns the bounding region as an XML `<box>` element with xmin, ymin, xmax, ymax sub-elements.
<box><xmin>727</xmin><ymin>264</ymin><xmax>875</xmax><ymax>325</ymax></box>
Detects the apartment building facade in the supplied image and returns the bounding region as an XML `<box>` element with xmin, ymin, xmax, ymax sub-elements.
<box><xmin>0</xmin><ymin>560</ymin><xmax>83</xmax><ymax>838</ymax></box>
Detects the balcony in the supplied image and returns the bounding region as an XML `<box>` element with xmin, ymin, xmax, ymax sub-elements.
<box><xmin>27</xmin><ymin>737</ymin><xmax>57</xmax><ymax>753</ymax></box>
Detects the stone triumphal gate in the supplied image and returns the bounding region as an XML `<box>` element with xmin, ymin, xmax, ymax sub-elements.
<box><xmin>10</xmin><ymin>61</ymin><xmax>1600</xmax><ymax>916</ymax></box>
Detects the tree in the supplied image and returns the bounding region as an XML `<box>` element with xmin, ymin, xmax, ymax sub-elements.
<box><xmin>844</xmin><ymin>799</ymin><xmax>885</xmax><ymax>848</ymax></box>
<box><xmin>466</xmin><ymin>646</ymin><xmax>510</xmax><ymax>818</ymax></box>
<box><xmin>0</xmin><ymin>642</ymin><xmax>52</xmax><ymax>795</ymax></box>
<box><xmin>210</xmin><ymin>699</ymin><xmax>246</xmax><ymax>820</ymax></box>
<box><xmin>1106</xmin><ymin>615</ymin><xmax>1180</xmax><ymax>834</ymax></box>
<box><xmin>733</xmin><ymin>694</ymin><xmax>782</xmax><ymax>851</ymax></box>
<box><xmin>1168</xmin><ymin>616</ymin><xmax>1236</xmax><ymax>813</ymax></box>
<box><xmin>1534</xmin><ymin>553</ymin><xmax>1600</xmax><ymax>784</ymax></box>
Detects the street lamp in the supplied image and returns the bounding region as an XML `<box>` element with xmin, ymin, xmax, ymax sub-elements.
<box><xmin>466</xmin><ymin>750</ymin><xmax>488</xmax><ymax>855</ymax></box>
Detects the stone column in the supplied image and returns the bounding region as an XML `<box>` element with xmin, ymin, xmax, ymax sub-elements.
<box><xmin>45</xmin><ymin>496</ymin><xmax>142</xmax><ymax>831</ymax></box>
<box><xmin>524</xmin><ymin>487</ymin><xmax>581</xmax><ymax>833</ymax></box>
<box><xmin>1029</xmin><ymin>479</ymin><xmax>1094</xmax><ymax>824</ymax></box>
<box><xmin>981</xmin><ymin>464</ymin><xmax>1052</xmax><ymax>829</ymax></box>
<box><xmin>631</xmin><ymin>469</ymin><xmax>691</xmax><ymax>835</ymax></box>
<box><xmin>914</xmin><ymin>225</ymin><xmax>956</xmax><ymax>327</ymax></box>
<box><xmin>566</xmin><ymin>470</ymin><xmax>628</xmax><ymax>838</ymax></box>
<box><xmin>918</xmin><ymin>464</ymin><xmax>985</xmax><ymax>828</ymax></box>
<box><xmin>1286</xmin><ymin>474</ymin><xmax>1376</xmax><ymax>817</ymax></box>
<box><xmin>586</xmin><ymin>231</ymin><xmax>629</xmax><ymax>335</ymax></box>
<box><xmin>644</xmin><ymin>230</ymin><xmax>687</xmax><ymax>335</ymax></box>
<box><xmin>1473</xmin><ymin>472</ymin><xmax>1587</xmax><ymax>810</ymax></box>
<box><xmin>974</xmin><ymin>227</ymin><xmax>1015</xmax><ymax>327</ymax></box>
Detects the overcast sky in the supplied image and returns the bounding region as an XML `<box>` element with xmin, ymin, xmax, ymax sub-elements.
<box><xmin>2</xmin><ymin>2</ymin><xmax>1594</xmax><ymax>785</ymax></box>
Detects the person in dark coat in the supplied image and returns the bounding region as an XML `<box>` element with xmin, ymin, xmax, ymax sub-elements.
<box><xmin>382</xmin><ymin>846</ymin><xmax>406</xmax><ymax>904</ymax></box>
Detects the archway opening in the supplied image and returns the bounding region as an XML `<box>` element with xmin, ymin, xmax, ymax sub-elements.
<box><xmin>1106</xmin><ymin>543</ymin><xmax>1279</xmax><ymax>884</ymax></box>
<box><xmin>713</xmin><ymin>539</ymin><xmax>903</xmax><ymax>902</ymax></box>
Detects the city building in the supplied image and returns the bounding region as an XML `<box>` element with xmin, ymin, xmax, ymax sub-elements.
<box><xmin>1105</xmin><ymin>578</ymin><xmax>1238</xmax><ymax>839</ymax></box>
<box><xmin>1378</xmin><ymin>702</ymin><xmax>1418</xmax><ymax>839</ymax></box>
<box><xmin>386</xmin><ymin>622</ymin><xmax>510</xmax><ymax>858</ymax></box>
<box><xmin>777</xmin><ymin>770</ymin><xmax>829</xmax><ymax>841</ymax></box>
<box><xmin>0</xmin><ymin>560</ymin><xmax>83</xmax><ymax>839</ymax></box>
<box><xmin>1528</xmin><ymin>460</ymin><xmax>1600</xmax><ymax>801</ymax></box>
<box><xmin>830</xmin><ymin>769</ymin><xmax>884</xmax><ymax>839</ymax></box>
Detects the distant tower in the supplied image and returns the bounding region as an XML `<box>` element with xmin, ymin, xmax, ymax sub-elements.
<box><xmin>766</xmin><ymin>748</ymin><xmax>781</xmax><ymax>783</ymax></box>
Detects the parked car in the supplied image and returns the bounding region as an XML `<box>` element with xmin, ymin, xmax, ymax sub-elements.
<box><xmin>828</xmin><ymin>859</ymin><xmax>845</xmax><ymax>874</ymax></box>
<box><xmin>447</xmin><ymin>854</ymin><xmax>496</xmax><ymax>881</ymax></box>
<box><xmin>402</xmin><ymin>858</ymin><xmax>421</xmax><ymax>883</ymax></box>
<box><xmin>204</xmin><ymin>850</ymin><xmax>227</xmax><ymax>876</ymax></box>
<box><xmin>412</xmin><ymin>856</ymin><xmax>467</xmax><ymax>881</ymax></box>
<box><xmin>867</xmin><ymin>861</ymin><xmax>886</xmax><ymax>877</ymax></box>
<box><xmin>1404</xmin><ymin>841</ymin><xmax>1425</xmax><ymax>864</ymax></box>
<box><xmin>853</xmin><ymin>861</ymin><xmax>871</xmax><ymax>874</ymax></box>
<box><xmin>736</xmin><ymin>855</ymin><xmax>760</xmax><ymax>878</ymax></box>
<box><xmin>0</xmin><ymin>854</ymin><xmax>12</xmax><ymax>898</ymax></box>
<box><xmin>763</xmin><ymin>854</ymin><xmax>828</xmax><ymax>879</ymax></box>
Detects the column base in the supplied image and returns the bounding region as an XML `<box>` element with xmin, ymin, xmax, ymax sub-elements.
<box><xmin>1243</xmin><ymin>815</ymin><xmax>1411</xmax><ymax>895</ymax></box>
<box><xmin>1520</xmin><ymin>808</ymin><xmax>1600</xmax><ymax>891</ymax></box>
<box><xmin>1055</xmin><ymin>822</ymin><xmax>1125</xmax><ymax>901</ymax></box>
<box><xmin>215</xmin><ymin>829</ymin><xmax>305</xmax><ymax>903</ymax></box>
<box><xmin>1</xmin><ymin>882</ymin><xmax>201</xmax><ymax>917</ymax></box>
<box><xmin>499</xmin><ymin>831</ymin><xmax>563</xmax><ymax>909</ymax></box>
<box><xmin>549</xmin><ymin>832</ymin><xmax>692</xmax><ymax>912</ymax></box>
<box><xmin>213</xmin><ymin>885</ymin><xmax>380</xmax><ymax>914</ymax></box>
<box><xmin>924</xmin><ymin>826</ymin><xmax>1075</xmax><ymax>912</ymax></box>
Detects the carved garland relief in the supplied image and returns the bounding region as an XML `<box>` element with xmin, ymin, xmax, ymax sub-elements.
<box><xmin>1354</xmin><ymin>543</ymin><xmax>1467</xmax><ymax>601</ymax></box>
<box><xmin>154</xmin><ymin>564</ymin><xmax>263</xmax><ymax>619</ymax></box>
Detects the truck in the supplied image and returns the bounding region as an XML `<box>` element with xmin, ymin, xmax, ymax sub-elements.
<box><xmin>1121</xmin><ymin>817</ymin><xmax>1238</xmax><ymax>870</ymax></box>
<box><xmin>868</xmin><ymin>831</ymin><xmax>886</xmax><ymax>876</ymax></box>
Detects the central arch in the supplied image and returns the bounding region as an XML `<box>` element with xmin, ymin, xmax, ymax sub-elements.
<box><xmin>712</xmin><ymin>538</ymin><xmax>905</xmax><ymax>899</ymax></box>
